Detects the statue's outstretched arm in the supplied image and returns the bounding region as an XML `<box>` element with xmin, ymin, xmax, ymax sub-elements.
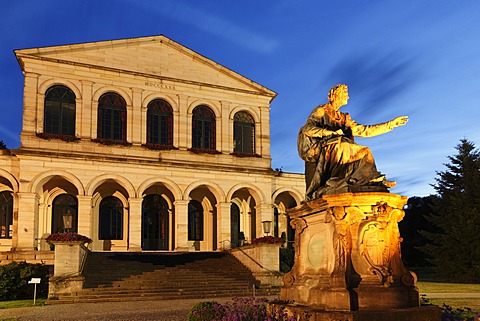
<box><xmin>304</xmin><ymin>127</ymin><xmax>342</xmax><ymax>138</ymax></box>
<box><xmin>351</xmin><ymin>116</ymin><xmax>408</xmax><ymax>138</ymax></box>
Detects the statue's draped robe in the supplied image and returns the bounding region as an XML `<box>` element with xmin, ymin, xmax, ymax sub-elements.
<box><xmin>298</xmin><ymin>104</ymin><xmax>394</xmax><ymax>200</ymax></box>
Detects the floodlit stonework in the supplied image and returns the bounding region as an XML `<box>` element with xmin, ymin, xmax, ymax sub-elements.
<box><xmin>0</xmin><ymin>35</ymin><xmax>304</xmax><ymax>260</ymax></box>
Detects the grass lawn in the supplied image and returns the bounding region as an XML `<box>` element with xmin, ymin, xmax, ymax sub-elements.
<box><xmin>0</xmin><ymin>299</ymin><xmax>46</xmax><ymax>309</ymax></box>
<box><xmin>417</xmin><ymin>281</ymin><xmax>480</xmax><ymax>293</ymax></box>
<box><xmin>426</xmin><ymin>298</ymin><xmax>480</xmax><ymax>310</ymax></box>
<box><xmin>417</xmin><ymin>282</ymin><xmax>480</xmax><ymax>318</ymax></box>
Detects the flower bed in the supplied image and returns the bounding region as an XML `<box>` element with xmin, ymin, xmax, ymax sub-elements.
<box><xmin>251</xmin><ymin>236</ymin><xmax>284</xmax><ymax>245</ymax></box>
<box><xmin>188</xmin><ymin>297</ymin><xmax>296</xmax><ymax>321</ymax></box>
<box><xmin>46</xmin><ymin>232</ymin><xmax>92</xmax><ymax>245</ymax></box>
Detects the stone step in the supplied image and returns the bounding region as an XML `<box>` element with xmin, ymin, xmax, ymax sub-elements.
<box><xmin>49</xmin><ymin>251</ymin><xmax>275</xmax><ymax>304</ymax></box>
<box><xmin>82</xmin><ymin>282</ymin><xmax>256</xmax><ymax>293</ymax></box>
<box><xmin>47</xmin><ymin>288</ymin><xmax>280</xmax><ymax>305</ymax></box>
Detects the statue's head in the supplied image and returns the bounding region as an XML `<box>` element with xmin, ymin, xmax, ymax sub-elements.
<box><xmin>328</xmin><ymin>84</ymin><xmax>348</xmax><ymax>103</ymax></box>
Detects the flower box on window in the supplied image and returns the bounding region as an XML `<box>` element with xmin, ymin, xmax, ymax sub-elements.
<box><xmin>142</xmin><ymin>143</ymin><xmax>178</xmax><ymax>151</ymax></box>
<box><xmin>91</xmin><ymin>138</ymin><xmax>132</xmax><ymax>146</ymax></box>
<box><xmin>230</xmin><ymin>152</ymin><xmax>261</xmax><ymax>158</ymax></box>
<box><xmin>188</xmin><ymin>148</ymin><xmax>221</xmax><ymax>155</ymax></box>
<box><xmin>37</xmin><ymin>132</ymin><xmax>80</xmax><ymax>142</ymax></box>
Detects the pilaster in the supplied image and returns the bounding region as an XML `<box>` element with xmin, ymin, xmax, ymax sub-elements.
<box><xmin>255</xmin><ymin>203</ymin><xmax>274</xmax><ymax>237</ymax></box>
<box><xmin>21</xmin><ymin>72</ymin><xmax>40</xmax><ymax>135</ymax></box>
<box><xmin>131</xmin><ymin>88</ymin><xmax>143</xmax><ymax>145</ymax></box>
<box><xmin>177</xmin><ymin>94</ymin><xmax>189</xmax><ymax>149</ymax></box>
<box><xmin>174</xmin><ymin>200</ymin><xmax>190</xmax><ymax>251</ymax></box>
<box><xmin>128</xmin><ymin>197</ymin><xmax>143</xmax><ymax>251</ymax></box>
<box><xmin>80</xmin><ymin>80</ymin><xmax>93</xmax><ymax>138</ymax></box>
<box><xmin>15</xmin><ymin>192</ymin><xmax>39</xmax><ymax>250</ymax></box>
<box><xmin>77</xmin><ymin>196</ymin><xmax>92</xmax><ymax>238</ymax></box>
<box><xmin>216</xmin><ymin>202</ymin><xmax>232</xmax><ymax>250</ymax></box>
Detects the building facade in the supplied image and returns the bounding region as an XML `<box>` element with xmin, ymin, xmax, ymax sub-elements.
<box><xmin>0</xmin><ymin>35</ymin><xmax>304</xmax><ymax>255</ymax></box>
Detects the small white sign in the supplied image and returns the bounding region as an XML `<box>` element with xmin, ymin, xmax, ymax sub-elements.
<box><xmin>28</xmin><ymin>278</ymin><xmax>41</xmax><ymax>284</ymax></box>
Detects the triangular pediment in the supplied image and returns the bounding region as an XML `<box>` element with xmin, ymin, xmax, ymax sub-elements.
<box><xmin>15</xmin><ymin>35</ymin><xmax>276</xmax><ymax>98</ymax></box>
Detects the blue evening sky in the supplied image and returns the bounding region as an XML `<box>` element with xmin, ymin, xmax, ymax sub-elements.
<box><xmin>1</xmin><ymin>1</ymin><xmax>479</xmax><ymax>197</ymax></box>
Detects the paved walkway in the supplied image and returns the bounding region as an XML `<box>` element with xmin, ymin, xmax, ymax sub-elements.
<box><xmin>0</xmin><ymin>297</ymin><xmax>235</xmax><ymax>321</ymax></box>
<box><xmin>0</xmin><ymin>294</ymin><xmax>478</xmax><ymax>321</ymax></box>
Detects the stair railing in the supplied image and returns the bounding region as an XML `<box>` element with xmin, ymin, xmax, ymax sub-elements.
<box><xmin>220</xmin><ymin>239</ymin><xmax>281</xmax><ymax>275</ymax></box>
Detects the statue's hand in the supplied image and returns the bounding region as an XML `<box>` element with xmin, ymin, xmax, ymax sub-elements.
<box><xmin>392</xmin><ymin>116</ymin><xmax>408</xmax><ymax>127</ymax></box>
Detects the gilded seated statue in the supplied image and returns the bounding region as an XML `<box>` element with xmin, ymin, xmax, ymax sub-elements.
<box><xmin>298</xmin><ymin>84</ymin><xmax>408</xmax><ymax>200</ymax></box>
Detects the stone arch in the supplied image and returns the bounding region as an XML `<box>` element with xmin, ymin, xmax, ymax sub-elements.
<box><xmin>86</xmin><ymin>174</ymin><xmax>136</xmax><ymax>198</ymax></box>
<box><xmin>142</xmin><ymin>93</ymin><xmax>178</xmax><ymax>112</ymax></box>
<box><xmin>0</xmin><ymin>169</ymin><xmax>19</xmax><ymax>193</ymax></box>
<box><xmin>187</xmin><ymin>100</ymin><xmax>222</xmax><ymax>118</ymax></box>
<box><xmin>183</xmin><ymin>180</ymin><xmax>225</xmax><ymax>203</ymax></box>
<box><xmin>28</xmin><ymin>170</ymin><xmax>85</xmax><ymax>196</ymax></box>
<box><xmin>229</xmin><ymin>105</ymin><xmax>260</xmax><ymax>123</ymax></box>
<box><xmin>226</xmin><ymin>183</ymin><xmax>266</xmax><ymax>205</ymax></box>
<box><xmin>138</xmin><ymin>177</ymin><xmax>182</xmax><ymax>201</ymax></box>
<box><xmin>38</xmin><ymin>78</ymin><xmax>82</xmax><ymax>99</ymax></box>
<box><xmin>92</xmin><ymin>86</ymin><xmax>132</xmax><ymax>106</ymax></box>
<box><xmin>272</xmin><ymin>187</ymin><xmax>303</xmax><ymax>207</ymax></box>
<box><xmin>185</xmin><ymin>180</ymin><xmax>224</xmax><ymax>251</ymax></box>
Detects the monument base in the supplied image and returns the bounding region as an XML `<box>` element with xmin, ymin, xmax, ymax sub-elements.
<box><xmin>268</xmin><ymin>303</ymin><xmax>441</xmax><ymax>321</ymax></box>
<box><xmin>282</xmin><ymin>192</ymin><xmax>421</xmax><ymax>311</ymax></box>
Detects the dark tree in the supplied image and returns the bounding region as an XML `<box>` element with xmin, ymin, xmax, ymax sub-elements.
<box><xmin>0</xmin><ymin>140</ymin><xmax>6</xmax><ymax>149</ymax></box>
<box><xmin>420</xmin><ymin>139</ymin><xmax>480</xmax><ymax>282</ymax></box>
<box><xmin>399</xmin><ymin>195</ymin><xmax>437</xmax><ymax>267</ymax></box>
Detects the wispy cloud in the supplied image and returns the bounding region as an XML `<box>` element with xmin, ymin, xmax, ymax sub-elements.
<box><xmin>131</xmin><ymin>1</ymin><xmax>279</xmax><ymax>53</ymax></box>
<box><xmin>0</xmin><ymin>125</ymin><xmax>20</xmax><ymax>148</ymax></box>
<box><xmin>320</xmin><ymin>50</ymin><xmax>421</xmax><ymax>122</ymax></box>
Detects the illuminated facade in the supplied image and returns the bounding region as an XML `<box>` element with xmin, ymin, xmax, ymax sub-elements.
<box><xmin>0</xmin><ymin>35</ymin><xmax>304</xmax><ymax>256</ymax></box>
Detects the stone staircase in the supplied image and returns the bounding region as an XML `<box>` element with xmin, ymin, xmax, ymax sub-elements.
<box><xmin>47</xmin><ymin>251</ymin><xmax>280</xmax><ymax>304</ymax></box>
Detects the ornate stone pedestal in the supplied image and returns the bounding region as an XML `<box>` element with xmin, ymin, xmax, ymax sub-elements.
<box><xmin>278</xmin><ymin>192</ymin><xmax>440</xmax><ymax>320</ymax></box>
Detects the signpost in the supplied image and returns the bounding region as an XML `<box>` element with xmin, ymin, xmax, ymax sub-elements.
<box><xmin>28</xmin><ymin>278</ymin><xmax>41</xmax><ymax>305</ymax></box>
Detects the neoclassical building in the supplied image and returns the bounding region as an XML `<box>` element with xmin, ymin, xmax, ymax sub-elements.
<box><xmin>0</xmin><ymin>35</ymin><xmax>304</xmax><ymax>256</ymax></box>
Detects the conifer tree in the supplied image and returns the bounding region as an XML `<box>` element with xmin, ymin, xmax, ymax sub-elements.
<box><xmin>0</xmin><ymin>140</ymin><xmax>6</xmax><ymax>149</ymax></box>
<box><xmin>421</xmin><ymin>139</ymin><xmax>480</xmax><ymax>282</ymax></box>
<box><xmin>400</xmin><ymin>195</ymin><xmax>437</xmax><ymax>267</ymax></box>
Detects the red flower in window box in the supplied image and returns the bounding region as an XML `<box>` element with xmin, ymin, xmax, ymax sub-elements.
<box><xmin>251</xmin><ymin>235</ymin><xmax>284</xmax><ymax>245</ymax></box>
<box><xmin>46</xmin><ymin>232</ymin><xmax>92</xmax><ymax>245</ymax></box>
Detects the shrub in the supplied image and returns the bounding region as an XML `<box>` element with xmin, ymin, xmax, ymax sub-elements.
<box><xmin>188</xmin><ymin>297</ymin><xmax>296</xmax><ymax>321</ymax></box>
<box><xmin>280</xmin><ymin>248</ymin><xmax>295</xmax><ymax>273</ymax></box>
<box><xmin>0</xmin><ymin>261</ymin><xmax>50</xmax><ymax>301</ymax></box>
<box><xmin>187</xmin><ymin>301</ymin><xmax>220</xmax><ymax>321</ymax></box>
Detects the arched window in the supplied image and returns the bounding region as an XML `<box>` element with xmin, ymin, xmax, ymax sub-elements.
<box><xmin>44</xmin><ymin>85</ymin><xmax>76</xmax><ymax>136</ymax></box>
<box><xmin>142</xmin><ymin>194</ymin><xmax>169</xmax><ymax>250</ymax></box>
<box><xmin>97</xmin><ymin>93</ymin><xmax>127</xmax><ymax>141</ymax></box>
<box><xmin>192</xmin><ymin>105</ymin><xmax>216</xmax><ymax>150</ymax></box>
<box><xmin>233</xmin><ymin>111</ymin><xmax>255</xmax><ymax>154</ymax></box>
<box><xmin>99</xmin><ymin>196</ymin><xmax>123</xmax><ymax>240</ymax></box>
<box><xmin>51</xmin><ymin>194</ymin><xmax>78</xmax><ymax>233</ymax></box>
<box><xmin>188</xmin><ymin>200</ymin><xmax>203</xmax><ymax>241</ymax></box>
<box><xmin>147</xmin><ymin>99</ymin><xmax>173</xmax><ymax>147</ymax></box>
<box><xmin>0</xmin><ymin>191</ymin><xmax>13</xmax><ymax>239</ymax></box>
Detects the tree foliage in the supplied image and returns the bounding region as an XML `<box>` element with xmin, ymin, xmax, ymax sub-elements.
<box><xmin>0</xmin><ymin>140</ymin><xmax>6</xmax><ymax>150</ymax></box>
<box><xmin>399</xmin><ymin>195</ymin><xmax>438</xmax><ymax>267</ymax></box>
<box><xmin>420</xmin><ymin>139</ymin><xmax>480</xmax><ymax>282</ymax></box>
